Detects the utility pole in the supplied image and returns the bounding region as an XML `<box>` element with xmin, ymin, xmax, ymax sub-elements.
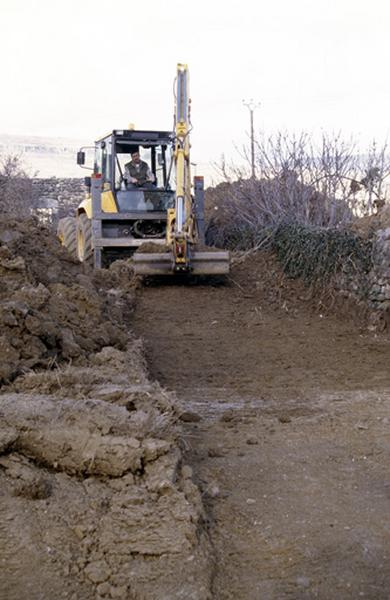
<box><xmin>242</xmin><ymin>99</ymin><xmax>260</xmax><ymax>178</ymax></box>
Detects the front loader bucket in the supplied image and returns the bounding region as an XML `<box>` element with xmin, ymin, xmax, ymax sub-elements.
<box><xmin>191</xmin><ymin>251</ymin><xmax>230</xmax><ymax>275</ymax></box>
<box><xmin>133</xmin><ymin>251</ymin><xmax>230</xmax><ymax>276</ymax></box>
<box><xmin>133</xmin><ymin>253</ymin><xmax>173</xmax><ymax>276</ymax></box>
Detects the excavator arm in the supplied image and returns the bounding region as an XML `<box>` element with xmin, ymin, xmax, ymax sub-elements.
<box><xmin>133</xmin><ymin>64</ymin><xmax>230</xmax><ymax>276</ymax></box>
<box><xmin>168</xmin><ymin>63</ymin><xmax>196</xmax><ymax>271</ymax></box>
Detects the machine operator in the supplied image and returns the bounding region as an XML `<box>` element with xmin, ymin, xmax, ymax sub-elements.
<box><xmin>124</xmin><ymin>150</ymin><xmax>155</xmax><ymax>188</ymax></box>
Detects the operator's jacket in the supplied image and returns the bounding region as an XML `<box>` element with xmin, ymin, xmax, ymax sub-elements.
<box><xmin>125</xmin><ymin>160</ymin><xmax>151</xmax><ymax>185</ymax></box>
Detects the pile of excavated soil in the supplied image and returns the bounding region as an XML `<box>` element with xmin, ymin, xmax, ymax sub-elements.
<box><xmin>1</xmin><ymin>348</ymin><xmax>211</xmax><ymax>600</ymax></box>
<box><xmin>0</xmin><ymin>218</ymin><xmax>137</xmax><ymax>383</ymax></box>
<box><xmin>136</xmin><ymin>242</ymin><xmax>171</xmax><ymax>253</ymax></box>
<box><xmin>0</xmin><ymin>218</ymin><xmax>212</xmax><ymax>599</ymax></box>
<box><xmin>0</xmin><ymin>217</ymin><xmax>83</xmax><ymax>287</ymax></box>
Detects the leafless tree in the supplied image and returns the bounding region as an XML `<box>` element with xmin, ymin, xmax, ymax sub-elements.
<box><xmin>207</xmin><ymin>132</ymin><xmax>390</xmax><ymax>248</ymax></box>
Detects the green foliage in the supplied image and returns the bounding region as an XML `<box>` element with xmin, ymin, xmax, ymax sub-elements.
<box><xmin>272</xmin><ymin>223</ymin><xmax>373</xmax><ymax>285</ymax></box>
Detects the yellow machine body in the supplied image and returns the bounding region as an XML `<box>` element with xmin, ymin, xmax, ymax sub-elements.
<box><xmin>77</xmin><ymin>190</ymin><xmax>117</xmax><ymax>218</ymax></box>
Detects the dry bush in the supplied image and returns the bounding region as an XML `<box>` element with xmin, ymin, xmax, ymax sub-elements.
<box><xmin>0</xmin><ymin>154</ymin><xmax>33</xmax><ymax>217</ymax></box>
<box><xmin>206</xmin><ymin>132</ymin><xmax>390</xmax><ymax>250</ymax></box>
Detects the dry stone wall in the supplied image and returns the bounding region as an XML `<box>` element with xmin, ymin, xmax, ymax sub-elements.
<box><xmin>32</xmin><ymin>177</ymin><xmax>86</xmax><ymax>224</ymax></box>
<box><xmin>368</xmin><ymin>227</ymin><xmax>390</xmax><ymax>310</ymax></box>
<box><xmin>333</xmin><ymin>232</ymin><xmax>390</xmax><ymax>318</ymax></box>
<box><xmin>336</xmin><ymin>206</ymin><xmax>390</xmax><ymax>318</ymax></box>
<box><xmin>271</xmin><ymin>219</ymin><xmax>390</xmax><ymax>328</ymax></box>
<box><xmin>308</xmin><ymin>227</ymin><xmax>390</xmax><ymax>326</ymax></box>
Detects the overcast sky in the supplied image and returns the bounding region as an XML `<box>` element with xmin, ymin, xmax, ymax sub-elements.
<box><xmin>1</xmin><ymin>0</ymin><xmax>389</xmax><ymax>177</ymax></box>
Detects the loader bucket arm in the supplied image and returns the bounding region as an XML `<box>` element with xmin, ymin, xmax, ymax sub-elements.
<box><xmin>133</xmin><ymin>64</ymin><xmax>230</xmax><ymax>277</ymax></box>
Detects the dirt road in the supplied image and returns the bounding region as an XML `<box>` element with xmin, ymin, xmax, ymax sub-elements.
<box><xmin>133</xmin><ymin>253</ymin><xmax>390</xmax><ymax>599</ymax></box>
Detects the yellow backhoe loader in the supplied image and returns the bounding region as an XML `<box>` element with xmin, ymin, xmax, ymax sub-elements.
<box><xmin>58</xmin><ymin>64</ymin><xmax>229</xmax><ymax>276</ymax></box>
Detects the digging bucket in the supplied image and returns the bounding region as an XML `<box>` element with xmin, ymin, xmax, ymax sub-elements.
<box><xmin>133</xmin><ymin>251</ymin><xmax>230</xmax><ymax>276</ymax></box>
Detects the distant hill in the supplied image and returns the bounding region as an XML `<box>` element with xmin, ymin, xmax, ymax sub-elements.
<box><xmin>0</xmin><ymin>134</ymin><xmax>89</xmax><ymax>178</ymax></box>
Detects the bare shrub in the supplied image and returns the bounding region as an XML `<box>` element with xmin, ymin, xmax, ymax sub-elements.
<box><xmin>206</xmin><ymin>132</ymin><xmax>390</xmax><ymax>249</ymax></box>
<box><xmin>0</xmin><ymin>154</ymin><xmax>33</xmax><ymax>217</ymax></box>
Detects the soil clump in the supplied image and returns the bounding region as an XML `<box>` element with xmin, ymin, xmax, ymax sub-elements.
<box><xmin>0</xmin><ymin>218</ymin><xmax>137</xmax><ymax>383</ymax></box>
<box><xmin>136</xmin><ymin>242</ymin><xmax>171</xmax><ymax>253</ymax></box>
<box><xmin>0</xmin><ymin>218</ymin><xmax>212</xmax><ymax>600</ymax></box>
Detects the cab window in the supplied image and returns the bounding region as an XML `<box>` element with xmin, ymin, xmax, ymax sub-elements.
<box><xmin>94</xmin><ymin>144</ymin><xmax>102</xmax><ymax>175</ymax></box>
<box><xmin>102</xmin><ymin>139</ymin><xmax>112</xmax><ymax>183</ymax></box>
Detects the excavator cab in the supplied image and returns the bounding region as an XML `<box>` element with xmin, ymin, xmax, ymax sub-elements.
<box><xmin>75</xmin><ymin>129</ymin><xmax>178</xmax><ymax>266</ymax></box>
<box><xmin>96</xmin><ymin>129</ymin><xmax>175</xmax><ymax>204</ymax></box>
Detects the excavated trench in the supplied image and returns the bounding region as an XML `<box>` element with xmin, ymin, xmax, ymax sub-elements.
<box><xmin>133</xmin><ymin>254</ymin><xmax>390</xmax><ymax>600</ymax></box>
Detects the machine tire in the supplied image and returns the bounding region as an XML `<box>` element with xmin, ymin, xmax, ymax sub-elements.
<box><xmin>57</xmin><ymin>217</ymin><xmax>77</xmax><ymax>259</ymax></box>
<box><xmin>77</xmin><ymin>213</ymin><xmax>93</xmax><ymax>264</ymax></box>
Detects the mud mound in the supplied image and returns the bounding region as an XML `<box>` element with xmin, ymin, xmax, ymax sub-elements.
<box><xmin>0</xmin><ymin>348</ymin><xmax>211</xmax><ymax>600</ymax></box>
<box><xmin>0</xmin><ymin>219</ymin><xmax>137</xmax><ymax>384</ymax></box>
<box><xmin>0</xmin><ymin>217</ymin><xmax>212</xmax><ymax>598</ymax></box>
<box><xmin>136</xmin><ymin>242</ymin><xmax>171</xmax><ymax>253</ymax></box>
<box><xmin>0</xmin><ymin>217</ymin><xmax>83</xmax><ymax>287</ymax></box>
